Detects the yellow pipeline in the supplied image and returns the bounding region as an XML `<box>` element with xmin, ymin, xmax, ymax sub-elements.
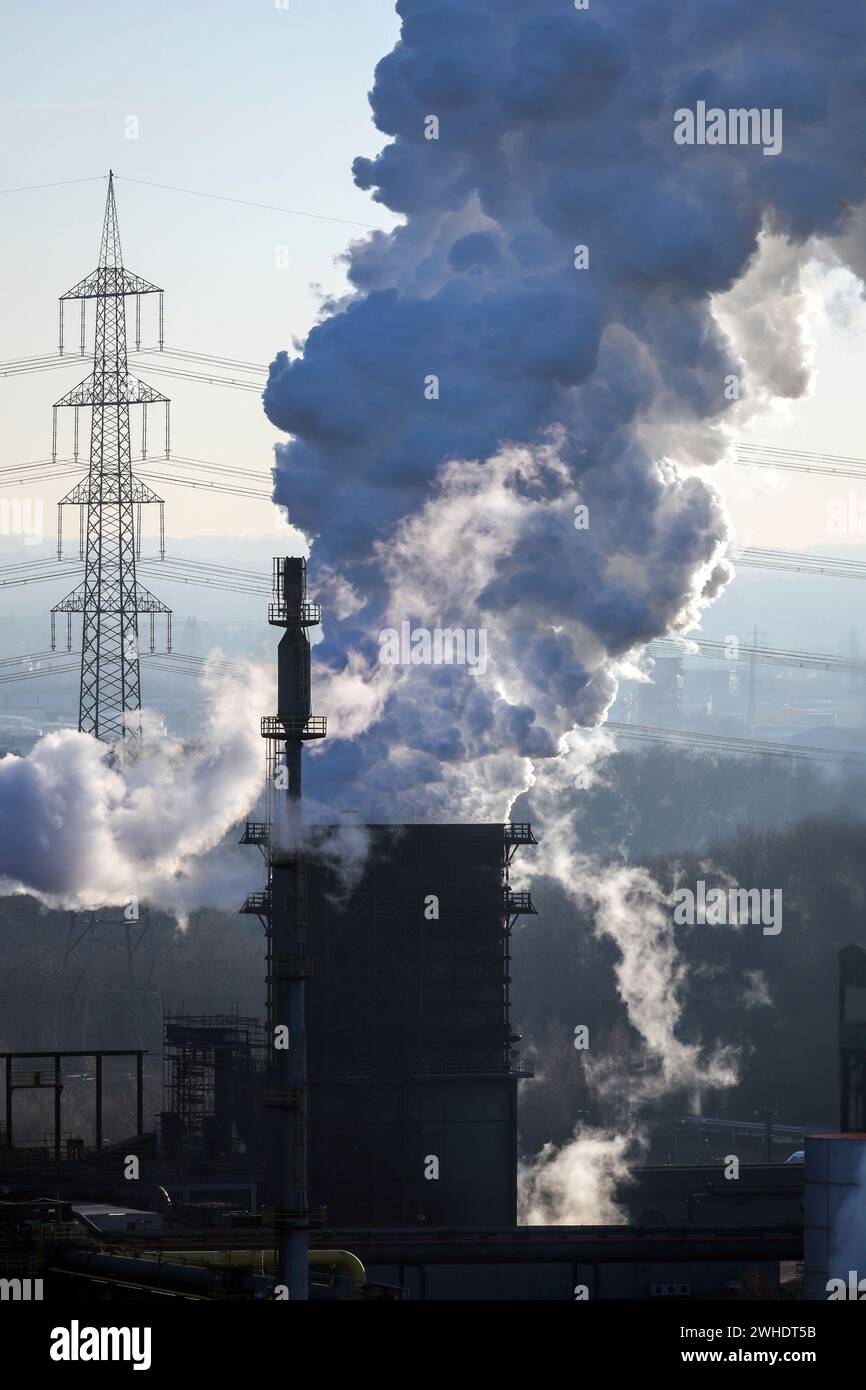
<box><xmin>140</xmin><ymin>1247</ymin><xmax>366</xmax><ymax>1297</ymax></box>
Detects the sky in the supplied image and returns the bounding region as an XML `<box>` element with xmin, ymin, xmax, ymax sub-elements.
<box><xmin>0</xmin><ymin>0</ymin><xmax>400</xmax><ymax>541</ymax></box>
<box><xmin>717</xmin><ymin>261</ymin><xmax>866</xmax><ymax>553</ymax></box>
<box><xmin>1</xmin><ymin>0</ymin><xmax>865</xmax><ymax>560</ymax></box>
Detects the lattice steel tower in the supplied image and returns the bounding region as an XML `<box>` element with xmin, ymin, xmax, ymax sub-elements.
<box><xmin>51</xmin><ymin>172</ymin><xmax>171</xmax><ymax>742</ymax></box>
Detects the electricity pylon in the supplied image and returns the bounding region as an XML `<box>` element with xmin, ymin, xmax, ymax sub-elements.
<box><xmin>51</xmin><ymin>171</ymin><xmax>171</xmax><ymax>743</ymax></box>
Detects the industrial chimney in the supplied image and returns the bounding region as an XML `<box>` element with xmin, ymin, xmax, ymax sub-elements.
<box><xmin>241</xmin><ymin>557</ymin><xmax>326</xmax><ymax>1299</ymax></box>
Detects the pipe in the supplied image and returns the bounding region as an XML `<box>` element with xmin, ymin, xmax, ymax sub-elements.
<box><xmin>314</xmin><ymin>1226</ymin><xmax>801</xmax><ymax>1265</ymax></box>
<box><xmin>135</xmin><ymin>1247</ymin><xmax>366</xmax><ymax>1297</ymax></box>
<box><xmin>56</xmin><ymin>1248</ymin><xmax>269</xmax><ymax>1297</ymax></box>
<box><xmin>311</xmin><ymin>1250</ymin><xmax>365</xmax><ymax>1295</ymax></box>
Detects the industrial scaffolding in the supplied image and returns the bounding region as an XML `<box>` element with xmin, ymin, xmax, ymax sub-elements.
<box><xmin>160</xmin><ymin>1011</ymin><xmax>267</xmax><ymax>1161</ymax></box>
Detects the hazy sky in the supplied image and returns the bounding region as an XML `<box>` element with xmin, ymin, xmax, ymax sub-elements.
<box><xmin>0</xmin><ymin>0</ymin><xmax>400</xmax><ymax>541</ymax></box>
<box><xmin>720</xmin><ymin>260</ymin><xmax>866</xmax><ymax>552</ymax></box>
<box><xmin>1</xmin><ymin>0</ymin><xmax>865</xmax><ymax>555</ymax></box>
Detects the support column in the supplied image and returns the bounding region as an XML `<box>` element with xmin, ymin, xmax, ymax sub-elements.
<box><xmin>272</xmin><ymin>740</ymin><xmax>308</xmax><ymax>1298</ymax></box>
<box><xmin>95</xmin><ymin>1053</ymin><xmax>103</xmax><ymax>1152</ymax></box>
<box><xmin>4</xmin><ymin>1056</ymin><xmax>11</xmax><ymax>1147</ymax></box>
<box><xmin>258</xmin><ymin>557</ymin><xmax>326</xmax><ymax>1301</ymax></box>
<box><xmin>136</xmin><ymin>1052</ymin><xmax>144</xmax><ymax>1136</ymax></box>
<box><xmin>54</xmin><ymin>1054</ymin><xmax>62</xmax><ymax>1161</ymax></box>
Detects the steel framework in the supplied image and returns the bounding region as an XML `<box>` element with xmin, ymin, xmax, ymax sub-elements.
<box><xmin>161</xmin><ymin>1011</ymin><xmax>267</xmax><ymax>1160</ymax></box>
<box><xmin>51</xmin><ymin>172</ymin><xmax>170</xmax><ymax>742</ymax></box>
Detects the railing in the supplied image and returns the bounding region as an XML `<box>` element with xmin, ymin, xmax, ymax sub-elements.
<box><xmin>262</xmin><ymin>1203</ymin><xmax>327</xmax><ymax>1229</ymax></box>
<box><xmin>37</xmin><ymin>1222</ymin><xmax>81</xmax><ymax>1247</ymax></box>
<box><xmin>504</xmin><ymin>889</ymin><xmax>536</xmax><ymax>915</ymax></box>
<box><xmin>270</xmin><ymin>953</ymin><xmax>313</xmax><ymax>979</ymax></box>
<box><xmin>240</xmin><ymin>892</ymin><xmax>271</xmax><ymax>916</ymax></box>
<box><xmin>10</xmin><ymin>1070</ymin><xmax>61</xmax><ymax>1088</ymax></box>
<box><xmin>268</xmin><ymin>601</ymin><xmax>321</xmax><ymax>627</ymax></box>
<box><xmin>264</xmin><ymin>1087</ymin><xmax>303</xmax><ymax>1108</ymax></box>
<box><xmin>418</xmin><ymin>1055</ymin><xmax>534</xmax><ymax>1078</ymax></box>
<box><xmin>503</xmin><ymin>823</ymin><xmax>537</xmax><ymax>845</ymax></box>
<box><xmin>260</xmin><ymin>715</ymin><xmax>327</xmax><ymax>740</ymax></box>
<box><xmin>240</xmin><ymin>821</ymin><xmax>270</xmax><ymax>845</ymax></box>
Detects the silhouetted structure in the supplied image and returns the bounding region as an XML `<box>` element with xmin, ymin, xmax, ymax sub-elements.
<box><xmin>241</xmin><ymin>556</ymin><xmax>326</xmax><ymax>1299</ymax></box>
<box><xmin>159</xmin><ymin>1013</ymin><xmax>266</xmax><ymax>1161</ymax></box>
<box><xmin>840</xmin><ymin>944</ymin><xmax>866</xmax><ymax>1131</ymax></box>
<box><xmin>51</xmin><ymin>171</ymin><xmax>170</xmax><ymax>741</ymax></box>
<box><xmin>304</xmin><ymin>822</ymin><xmax>536</xmax><ymax>1226</ymax></box>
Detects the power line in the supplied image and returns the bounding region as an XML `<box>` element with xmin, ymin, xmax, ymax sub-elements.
<box><xmin>0</xmin><ymin>556</ymin><xmax>79</xmax><ymax>573</ymax></box>
<box><xmin>0</xmin><ymin>169</ymin><xmax>383</xmax><ymax>232</ymax></box>
<box><xmin>149</xmin><ymin>348</ymin><xmax>267</xmax><ymax>374</ymax></box>
<box><xmin>607</xmin><ymin>721</ymin><xmax>866</xmax><ymax>766</ymax></box>
<box><xmin>0</xmin><ymin>357</ymin><xmax>261</xmax><ymax>392</ymax></box>
<box><xmin>735</xmin><ymin>547</ymin><xmax>866</xmax><ymax>581</ymax></box>
<box><xmin>0</xmin><ymin>351</ymin><xmax>82</xmax><ymax>377</ymax></box>
<box><xmin>0</xmin><ymin>649</ymin><xmax>248</xmax><ymax>687</ymax></box>
<box><xmin>137</xmin><ymin>561</ymin><xmax>269</xmax><ymax>597</ymax></box>
<box><xmin>0</xmin><ymin>467</ymin><xmax>81</xmax><ymax>488</ymax></box>
<box><xmin>736</xmin><ymin>441</ymin><xmax>866</xmax><ymax>469</ymax></box>
<box><xmin>0</xmin><ymin>175</ymin><xmax>106</xmax><ymax>196</ymax></box>
<box><xmin>161</xmin><ymin>555</ymin><xmax>271</xmax><ymax>581</ymax></box>
<box><xmin>0</xmin><ymin>554</ymin><xmax>270</xmax><ymax>598</ymax></box>
<box><xmin>0</xmin><ymin>348</ymin><xmax>267</xmax><ymax>391</ymax></box>
<box><xmin>0</xmin><ymin>565</ymin><xmax>83</xmax><ymax>589</ymax></box>
<box><xmin>0</xmin><ymin>455</ymin><xmax>77</xmax><ymax>476</ymax></box>
<box><xmin>649</xmin><ymin>637</ymin><xmax>866</xmax><ymax>674</ymax></box>
<box><xmin>113</xmin><ymin>174</ymin><xmax>382</xmax><ymax>232</ymax></box>
<box><xmin>145</xmin><ymin>649</ymin><xmax>244</xmax><ymax>673</ymax></box>
<box><xmin>129</xmin><ymin>361</ymin><xmax>262</xmax><ymax>392</ymax></box>
<box><xmin>134</xmin><ymin>470</ymin><xmax>271</xmax><ymax>501</ymax></box>
<box><xmin>170</xmin><ymin>454</ymin><xmax>271</xmax><ymax>481</ymax></box>
<box><xmin>0</xmin><ymin>649</ymin><xmax>58</xmax><ymax>666</ymax></box>
<box><xmin>0</xmin><ymin>662</ymin><xmax>79</xmax><ymax>686</ymax></box>
<box><xmin>0</xmin><ymin>346</ymin><xmax>268</xmax><ymax>375</ymax></box>
<box><xmin>0</xmin><ymin>455</ymin><xmax>273</xmax><ymax>501</ymax></box>
<box><xmin>0</xmin><ymin>456</ymin><xmax>266</xmax><ymax>484</ymax></box>
<box><xmin>0</xmin><ymin>572</ymin><xmax>82</xmax><ymax>589</ymax></box>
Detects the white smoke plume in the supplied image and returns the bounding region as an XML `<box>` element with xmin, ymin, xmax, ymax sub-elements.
<box><xmin>0</xmin><ymin>656</ymin><xmax>271</xmax><ymax>919</ymax></box>
<box><xmin>712</xmin><ymin>233</ymin><xmax>817</xmax><ymax>414</ymax></box>
<box><xmin>265</xmin><ymin>0</ymin><xmax>866</xmax><ymax>828</ymax></box>
<box><xmin>512</xmin><ymin>729</ymin><xmax>740</xmax><ymax>1102</ymax></box>
<box><xmin>519</xmin><ymin>1128</ymin><xmax>637</xmax><ymax>1227</ymax></box>
<box><xmin>512</xmin><ymin>738</ymin><xmax>740</xmax><ymax>1222</ymax></box>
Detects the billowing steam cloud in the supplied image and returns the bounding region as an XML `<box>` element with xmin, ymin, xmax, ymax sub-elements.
<box><xmin>519</xmin><ymin>1128</ymin><xmax>636</xmax><ymax>1228</ymax></box>
<box><xmin>266</xmin><ymin>0</ymin><xmax>866</xmax><ymax>817</ymax></box>
<box><xmin>263</xmin><ymin>1</ymin><xmax>866</xmax><ymax>1218</ymax></box>
<box><xmin>0</xmin><ymin>659</ymin><xmax>271</xmax><ymax>918</ymax></box>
